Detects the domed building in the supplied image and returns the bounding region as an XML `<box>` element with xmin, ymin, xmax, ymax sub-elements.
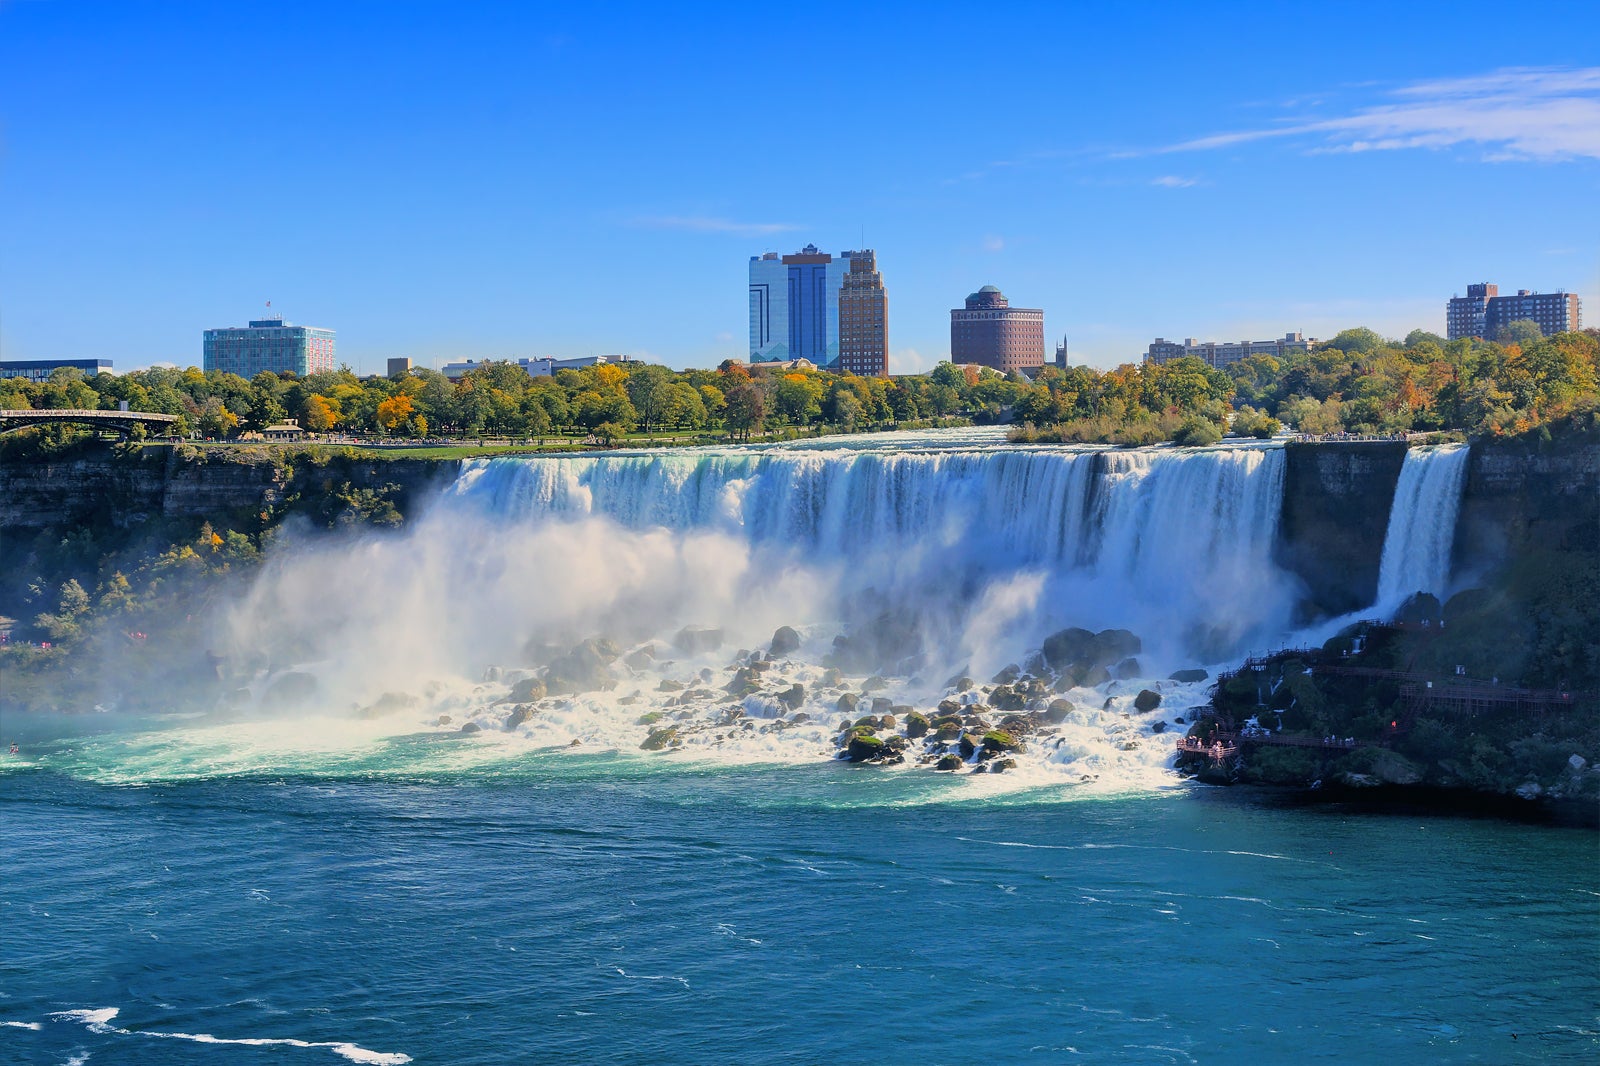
<box><xmin>950</xmin><ymin>285</ymin><xmax>1045</xmax><ymax>373</ymax></box>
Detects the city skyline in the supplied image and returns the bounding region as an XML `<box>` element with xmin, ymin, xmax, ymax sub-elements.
<box><xmin>2</xmin><ymin>1</ymin><xmax>1597</xmax><ymax>375</ymax></box>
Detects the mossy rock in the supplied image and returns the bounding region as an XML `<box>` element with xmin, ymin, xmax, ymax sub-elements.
<box><xmin>904</xmin><ymin>711</ymin><xmax>931</xmax><ymax>739</ymax></box>
<box><xmin>641</xmin><ymin>725</ymin><xmax>680</xmax><ymax>751</ymax></box>
<box><xmin>636</xmin><ymin>711</ymin><xmax>666</xmax><ymax>726</ymax></box>
<box><xmin>846</xmin><ymin>734</ymin><xmax>885</xmax><ymax>762</ymax></box>
<box><xmin>935</xmin><ymin>754</ymin><xmax>965</xmax><ymax>772</ymax></box>
<box><xmin>983</xmin><ymin>730</ymin><xmax>1021</xmax><ymax>753</ymax></box>
<box><xmin>936</xmin><ymin>722</ymin><xmax>962</xmax><ymax>741</ymax></box>
<box><xmin>854</xmin><ymin>715</ymin><xmax>882</xmax><ymax>729</ymax></box>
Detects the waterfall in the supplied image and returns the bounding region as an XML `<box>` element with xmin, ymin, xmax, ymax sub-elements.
<box><xmin>1375</xmin><ymin>444</ymin><xmax>1471</xmax><ymax>609</ymax></box>
<box><xmin>446</xmin><ymin>435</ymin><xmax>1294</xmax><ymax>664</ymax></box>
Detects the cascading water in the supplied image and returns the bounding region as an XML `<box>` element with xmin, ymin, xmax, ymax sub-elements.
<box><xmin>1375</xmin><ymin>444</ymin><xmax>1471</xmax><ymax>610</ymax></box>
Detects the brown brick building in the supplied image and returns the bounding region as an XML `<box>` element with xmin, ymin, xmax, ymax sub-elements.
<box><xmin>837</xmin><ymin>250</ymin><xmax>888</xmax><ymax>376</ymax></box>
<box><xmin>950</xmin><ymin>285</ymin><xmax>1044</xmax><ymax>373</ymax></box>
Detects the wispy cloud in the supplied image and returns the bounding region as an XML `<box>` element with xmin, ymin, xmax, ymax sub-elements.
<box><xmin>628</xmin><ymin>215</ymin><xmax>802</xmax><ymax>237</ymax></box>
<box><xmin>1151</xmin><ymin>175</ymin><xmax>1198</xmax><ymax>188</ymax></box>
<box><xmin>982</xmin><ymin>234</ymin><xmax>1006</xmax><ymax>252</ymax></box>
<box><xmin>1163</xmin><ymin>67</ymin><xmax>1600</xmax><ymax>162</ymax></box>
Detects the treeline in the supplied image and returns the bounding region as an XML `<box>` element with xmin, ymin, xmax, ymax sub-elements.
<box><xmin>1012</xmin><ymin>325</ymin><xmax>1599</xmax><ymax>445</ymax></box>
<box><xmin>4</xmin><ymin>322</ymin><xmax>1595</xmax><ymax>445</ymax></box>
<box><xmin>0</xmin><ymin>360</ymin><xmax>1020</xmax><ymax>442</ymax></box>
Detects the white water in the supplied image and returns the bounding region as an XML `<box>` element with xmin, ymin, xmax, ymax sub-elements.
<box><xmin>24</xmin><ymin>430</ymin><xmax>1476</xmax><ymax>794</ymax></box>
<box><xmin>1376</xmin><ymin>444</ymin><xmax>1471</xmax><ymax>610</ymax></box>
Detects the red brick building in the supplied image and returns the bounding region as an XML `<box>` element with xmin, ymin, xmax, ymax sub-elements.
<box><xmin>950</xmin><ymin>286</ymin><xmax>1044</xmax><ymax>374</ymax></box>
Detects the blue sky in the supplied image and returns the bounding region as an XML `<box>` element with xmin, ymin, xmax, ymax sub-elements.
<box><xmin>2</xmin><ymin>0</ymin><xmax>1597</xmax><ymax>373</ymax></box>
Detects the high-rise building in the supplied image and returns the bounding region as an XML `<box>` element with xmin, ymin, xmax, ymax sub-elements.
<box><xmin>1446</xmin><ymin>283</ymin><xmax>1497</xmax><ymax>341</ymax></box>
<box><xmin>837</xmin><ymin>250</ymin><xmax>888</xmax><ymax>376</ymax></box>
<box><xmin>203</xmin><ymin>317</ymin><xmax>336</xmax><ymax>377</ymax></box>
<box><xmin>949</xmin><ymin>286</ymin><xmax>1044</xmax><ymax>374</ymax></box>
<box><xmin>748</xmin><ymin>245</ymin><xmax>865</xmax><ymax>365</ymax></box>
<box><xmin>387</xmin><ymin>357</ymin><xmax>412</xmax><ymax>377</ymax></box>
<box><xmin>1144</xmin><ymin>333</ymin><xmax>1316</xmax><ymax>368</ymax></box>
<box><xmin>1447</xmin><ymin>283</ymin><xmax>1582</xmax><ymax>340</ymax></box>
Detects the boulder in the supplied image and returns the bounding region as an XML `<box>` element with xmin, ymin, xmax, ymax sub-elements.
<box><xmin>837</xmin><ymin>692</ymin><xmax>860</xmax><ymax>714</ymax></box>
<box><xmin>904</xmin><ymin>711</ymin><xmax>931</xmax><ymax>739</ymax></box>
<box><xmin>1168</xmin><ymin>668</ymin><xmax>1209</xmax><ymax>683</ymax></box>
<box><xmin>958</xmin><ymin>734</ymin><xmax>978</xmax><ymax>759</ymax></box>
<box><xmin>777</xmin><ymin>684</ymin><xmax>805</xmax><ymax>711</ymax></box>
<box><xmin>1045</xmin><ymin>699</ymin><xmax>1072</xmax><ymax>724</ymax></box>
<box><xmin>871</xmin><ymin>697</ymin><xmax>893</xmax><ymax>715</ymax></box>
<box><xmin>1041</xmin><ymin>627</ymin><xmax>1096</xmax><ymax>670</ymax></box>
<box><xmin>1133</xmin><ymin>689</ymin><xmax>1162</xmax><ymax>713</ymax></box>
<box><xmin>1569</xmin><ymin>754</ymin><xmax>1589</xmax><ymax>775</ymax></box>
<box><xmin>459</xmin><ymin>721</ymin><xmax>481</xmax><ymax>734</ymax></box>
<box><xmin>436</xmin><ymin>715</ymin><xmax>453</xmax><ymax>726</ymax></box>
<box><xmin>658</xmin><ymin>679</ymin><xmax>685</xmax><ymax>692</ymax></box>
<box><xmin>503</xmin><ymin>705</ymin><xmax>534</xmax><ymax>730</ymax></box>
<box><xmin>1078</xmin><ymin>664</ymin><xmax>1111</xmax><ymax>688</ymax></box>
<box><xmin>641</xmin><ymin>725</ymin><xmax>680</xmax><ymax>751</ymax></box>
<box><xmin>983</xmin><ymin>730</ymin><xmax>1021</xmax><ymax>753</ymax></box>
<box><xmin>624</xmin><ymin>645</ymin><xmax>657</xmax><ymax>671</ymax></box>
<box><xmin>725</xmin><ymin>668</ymin><xmax>760</xmax><ymax>697</ymax></box>
<box><xmin>862</xmin><ymin>676</ymin><xmax>889</xmax><ymax>693</ymax></box>
<box><xmin>846</xmin><ymin>734</ymin><xmax>886</xmax><ymax>762</ymax></box>
<box><xmin>988</xmin><ymin>685</ymin><xmax>1026</xmax><ymax>711</ymax></box>
<box><xmin>769</xmin><ymin>626</ymin><xmax>802</xmax><ymax>657</ymax></box>
<box><xmin>544</xmin><ymin>637</ymin><xmax>621</xmax><ymax>695</ymax></box>
<box><xmin>990</xmin><ymin>757</ymin><xmax>1018</xmax><ymax>773</ymax></box>
<box><xmin>822</xmin><ymin>668</ymin><xmax>844</xmax><ymax>687</ymax></box>
<box><xmin>506</xmin><ymin>677</ymin><xmax>547</xmax><ymax>703</ymax></box>
<box><xmin>935</xmin><ymin>722</ymin><xmax>962</xmax><ymax>741</ymax></box>
<box><xmin>1111</xmin><ymin>657</ymin><xmax>1142</xmax><ymax>681</ymax></box>
<box><xmin>1516</xmin><ymin>781</ymin><xmax>1543</xmax><ymax>800</ymax></box>
<box><xmin>990</xmin><ymin>663</ymin><xmax>1021</xmax><ymax>685</ymax></box>
<box><xmin>935</xmin><ymin>754</ymin><xmax>964</xmax><ymax>772</ymax></box>
<box><xmin>1150</xmin><ymin>720</ymin><xmax>1168</xmax><ymax>734</ymax></box>
<box><xmin>674</xmin><ymin>626</ymin><xmax>724</xmax><ymax>655</ymax></box>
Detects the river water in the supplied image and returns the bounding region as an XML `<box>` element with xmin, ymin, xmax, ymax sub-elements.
<box><xmin>2</xmin><ymin>749</ymin><xmax>1596</xmax><ymax>1065</ymax></box>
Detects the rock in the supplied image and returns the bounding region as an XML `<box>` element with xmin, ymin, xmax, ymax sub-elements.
<box><xmin>983</xmin><ymin>730</ymin><xmax>1021</xmax><ymax>753</ymax></box>
<box><xmin>1150</xmin><ymin>720</ymin><xmax>1168</xmax><ymax>734</ymax></box>
<box><xmin>1111</xmin><ymin>657</ymin><xmax>1141</xmax><ymax>680</ymax></box>
<box><xmin>936</xmin><ymin>722</ymin><xmax>961</xmax><ymax>741</ymax></box>
<box><xmin>991</xmin><ymin>663</ymin><xmax>1021</xmax><ymax>685</ymax></box>
<box><xmin>503</xmin><ymin>705</ymin><xmax>533</xmax><ymax>730</ymax></box>
<box><xmin>854</xmin><ymin>715</ymin><xmax>882</xmax><ymax>730</ymax></box>
<box><xmin>1041</xmin><ymin>627</ymin><xmax>1096</xmax><ymax>670</ymax></box>
<box><xmin>658</xmin><ymin>679</ymin><xmax>685</xmax><ymax>692</ymax></box>
<box><xmin>1367</xmin><ymin>749</ymin><xmax>1422</xmax><ymax>786</ymax></box>
<box><xmin>769</xmin><ymin>626</ymin><xmax>801</xmax><ymax>657</ymax></box>
<box><xmin>988</xmin><ymin>684</ymin><xmax>1026</xmax><ymax>711</ymax></box>
<box><xmin>883</xmin><ymin>735</ymin><xmax>909</xmax><ymax>754</ymax></box>
<box><xmin>953</xmin><ymin>676</ymin><xmax>975</xmax><ymax>692</ymax></box>
<box><xmin>624</xmin><ymin>646</ymin><xmax>657</xmax><ymax>671</ymax></box>
<box><xmin>904</xmin><ymin>711</ymin><xmax>931</xmax><ymax>739</ymax></box>
<box><xmin>777</xmin><ymin>684</ymin><xmax>805</xmax><ymax>710</ymax></box>
<box><xmin>636</xmin><ymin>711</ymin><xmax>666</xmax><ymax>725</ymax></box>
<box><xmin>991</xmin><ymin>758</ymin><xmax>1017</xmax><ymax>773</ymax></box>
<box><xmin>837</xmin><ymin>692</ymin><xmax>859</xmax><ymax>714</ymax></box>
<box><xmin>935</xmin><ymin>754</ymin><xmax>964</xmax><ymax>772</ymax></box>
<box><xmin>1336</xmin><ymin>772</ymin><xmax>1378</xmax><ymax>788</ymax></box>
<box><xmin>879</xmin><ymin>714</ymin><xmax>897</xmax><ymax>730</ymax></box>
<box><xmin>1169</xmin><ymin>668</ymin><xmax>1209</xmax><ymax>683</ymax></box>
<box><xmin>436</xmin><ymin>714</ymin><xmax>453</xmax><ymax>726</ymax></box>
<box><xmin>1133</xmin><ymin>689</ymin><xmax>1162</xmax><ymax>713</ymax></box>
<box><xmin>641</xmin><ymin>725</ymin><xmax>680</xmax><ymax>751</ymax></box>
<box><xmin>862</xmin><ymin>676</ymin><xmax>889</xmax><ymax>693</ymax></box>
<box><xmin>674</xmin><ymin>626</ymin><xmax>725</xmax><ymax>655</ymax></box>
<box><xmin>822</xmin><ymin>668</ymin><xmax>843</xmax><ymax>686</ymax></box>
<box><xmin>958</xmin><ymin>734</ymin><xmax>978</xmax><ymax>759</ymax></box>
<box><xmin>725</xmin><ymin>667</ymin><xmax>760</xmax><ymax>697</ymax></box>
<box><xmin>1045</xmin><ymin>699</ymin><xmax>1072</xmax><ymax>724</ymax></box>
<box><xmin>937</xmin><ymin>698</ymin><xmax>962</xmax><ymax>715</ymax></box>
<box><xmin>361</xmin><ymin>691</ymin><xmax>420</xmax><ymax>718</ymax></box>
<box><xmin>1173</xmin><ymin>716</ymin><xmax>1186</xmax><ymax>724</ymax></box>
<box><xmin>846</xmin><ymin>734</ymin><xmax>885</xmax><ymax>762</ymax></box>
<box><xmin>459</xmin><ymin>721</ymin><xmax>481</xmax><ymax>734</ymax></box>
<box><xmin>262</xmin><ymin>671</ymin><xmax>318</xmax><ymax>708</ymax></box>
<box><xmin>482</xmin><ymin>665</ymin><xmax>503</xmax><ymax>683</ymax></box>
<box><xmin>871</xmin><ymin>696</ymin><xmax>893</xmax><ymax>714</ymax></box>
<box><xmin>1569</xmin><ymin>754</ymin><xmax>1589</xmax><ymax>774</ymax></box>
<box><xmin>544</xmin><ymin>637</ymin><xmax>621</xmax><ymax>695</ymax></box>
<box><xmin>1516</xmin><ymin>781</ymin><xmax>1543</xmax><ymax>800</ymax></box>
<box><xmin>1079</xmin><ymin>664</ymin><xmax>1112</xmax><ymax>688</ymax></box>
<box><xmin>506</xmin><ymin>677</ymin><xmax>547</xmax><ymax>703</ymax></box>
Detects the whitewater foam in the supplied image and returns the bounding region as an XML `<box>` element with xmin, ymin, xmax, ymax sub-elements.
<box><xmin>46</xmin><ymin>1007</ymin><xmax>411</xmax><ymax>1064</ymax></box>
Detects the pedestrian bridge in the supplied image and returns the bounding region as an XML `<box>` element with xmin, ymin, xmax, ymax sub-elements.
<box><xmin>0</xmin><ymin>408</ymin><xmax>181</xmax><ymax>436</ymax></box>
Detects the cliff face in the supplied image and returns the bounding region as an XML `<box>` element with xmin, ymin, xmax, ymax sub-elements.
<box><xmin>0</xmin><ymin>444</ymin><xmax>460</xmax><ymax>534</ymax></box>
<box><xmin>1276</xmin><ymin>441</ymin><xmax>1408</xmax><ymax>619</ymax></box>
<box><xmin>1455</xmin><ymin>436</ymin><xmax>1600</xmax><ymax>573</ymax></box>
